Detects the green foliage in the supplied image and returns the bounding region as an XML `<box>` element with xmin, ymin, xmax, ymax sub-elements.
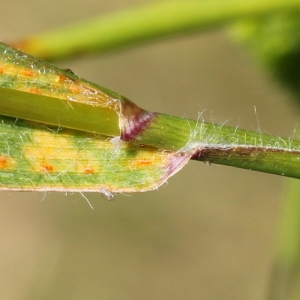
<box><xmin>233</xmin><ymin>13</ymin><xmax>300</xmax><ymax>101</ymax></box>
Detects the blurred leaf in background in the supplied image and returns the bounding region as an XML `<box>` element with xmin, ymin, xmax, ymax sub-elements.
<box><xmin>233</xmin><ymin>12</ymin><xmax>300</xmax><ymax>102</ymax></box>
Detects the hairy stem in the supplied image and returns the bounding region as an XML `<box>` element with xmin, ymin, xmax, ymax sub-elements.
<box><xmin>1</xmin><ymin>42</ymin><xmax>300</xmax><ymax>181</ymax></box>
<box><xmin>122</xmin><ymin>111</ymin><xmax>300</xmax><ymax>178</ymax></box>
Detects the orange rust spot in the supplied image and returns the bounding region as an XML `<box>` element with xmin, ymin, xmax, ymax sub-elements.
<box><xmin>53</xmin><ymin>74</ymin><xmax>68</xmax><ymax>83</ymax></box>
<box><xmin>68</xmin><ymin>86</ymin><xmax>80</xmax><ymax>93</ymax></box>
<box><xmin>59</xmin><ymin>75</ymin><xmax>69</xmax><ymax>82</ymax></box>
<box><xmin>21</xmin><ymin>69</ymin><xmax>34</xmax><ymax>77</ymax></box>
<box><xmin>83</xmin><ymin>167</ymin><xmax>95</xmax><ymax>174</ymax></box>
<box><xmin>0</xmin><ymin>156</ymin><xmax>8</xmax><ymax>169</ymax></box>
<box><xmin>40</xmin><ymin>164</ymin><xmax>54</xmax><ymax>172</ymax></box>
<box><xmin>29</xmin><ymin>87</ymin><xmax>41</xmax><ymax>94</ymax></box>
<box><xmin>138</xmin><ymin>160</ymin><xmax>152</xmax><ymax>166</ymax></box>
<box><xmin>0</xmin><ymin>67</ymin><xmax>3</xmax><ymax>74</ymax></box>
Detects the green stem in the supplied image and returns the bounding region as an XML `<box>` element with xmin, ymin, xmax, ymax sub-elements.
<box><xmin>12</xmin><ymin>0</ymin><xmax>300</xmax><ymax>60</ymax></box>
<box><xmin>1</xmin><ymin>42</ymin><xmax>300</xmax><ymax>179</ymax></box>
<box><xmin>124</xmin><ymin>112</ymin><xmax>300</xmax><ymax>179</ymax></box>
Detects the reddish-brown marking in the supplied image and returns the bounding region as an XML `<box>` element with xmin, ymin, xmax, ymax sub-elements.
<box><xmin>40</xmin><ymin>164</ymin><xmax>54</xmax><ymax>172</ymax></box>
<box><xmin>29</xmin><ymin>87</ymin><xmax>41</xmax><ymax>94</ymax></box>
<box><xmin>138</xmin><ymin>160</ymin><xmax>152</xmax><ymax>166</ymax></box>
<box><xmin>21</xmin><ymin>69</ymin><xmax>34</xmax><ymax>77</ymax></box>
<box><xmin>0</xmin><ymin>67</ymin><xmax>3</xmax><ymax>74</ymax></box>
<box><xmin>0</xmin><ymin>156</ymin><xmax>8</xmax><ymax>169</ymax></box>
<box><xmin>121</xmin><ymin>103</ymin><xmax>155</xmax><ymax>141</ymax></box>
<box><xmin>84</xmin><ymin>167</ymin><xmax>94</xmax><ymax>174</ymax></box>
<box><xmin>68</xmin><ymin>86</ymin><xmax>80</xmax><ymax>93</ymax></box>
<box><xmin>59</xmin><ymin>75</ymin><xmax>69</xmax><ymax>82</ymax></box>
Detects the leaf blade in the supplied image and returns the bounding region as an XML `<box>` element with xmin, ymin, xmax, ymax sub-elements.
<box><xmin>0</xmin><ymin>116</ymin><xmax>190</xmax><ymax>193</ymax></box>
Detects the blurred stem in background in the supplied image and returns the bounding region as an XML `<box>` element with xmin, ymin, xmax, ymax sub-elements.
<box><xmin>7</xmin><ymin>0</ymin><xmax>300</xmax><ymax>298</ymax></box>
<box><xmin>11</xmin><ymin>0</ymin><xmax>300</xmax><ymax>61</ymax></box>
<box><xmin>268</xmin><ymin>180</ymin><xmax>300</xmax><ymax>300</ymax></box>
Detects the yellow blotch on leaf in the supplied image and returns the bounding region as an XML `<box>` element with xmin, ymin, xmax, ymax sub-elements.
<box><xmin>24</xmin><ymin>130</ymin><xmax>102</xmax><ymax>174</ymax></box>
<box><xmin>0</xmin><ymin>156</ymin><xmax>16</xmax><ymax>170</ymax></box>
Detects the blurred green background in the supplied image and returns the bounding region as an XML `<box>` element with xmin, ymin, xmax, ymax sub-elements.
<box><xmin>1</xmin><ymin>1</ymin><xmax>299</xmax><ymax>299</ymax></box>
